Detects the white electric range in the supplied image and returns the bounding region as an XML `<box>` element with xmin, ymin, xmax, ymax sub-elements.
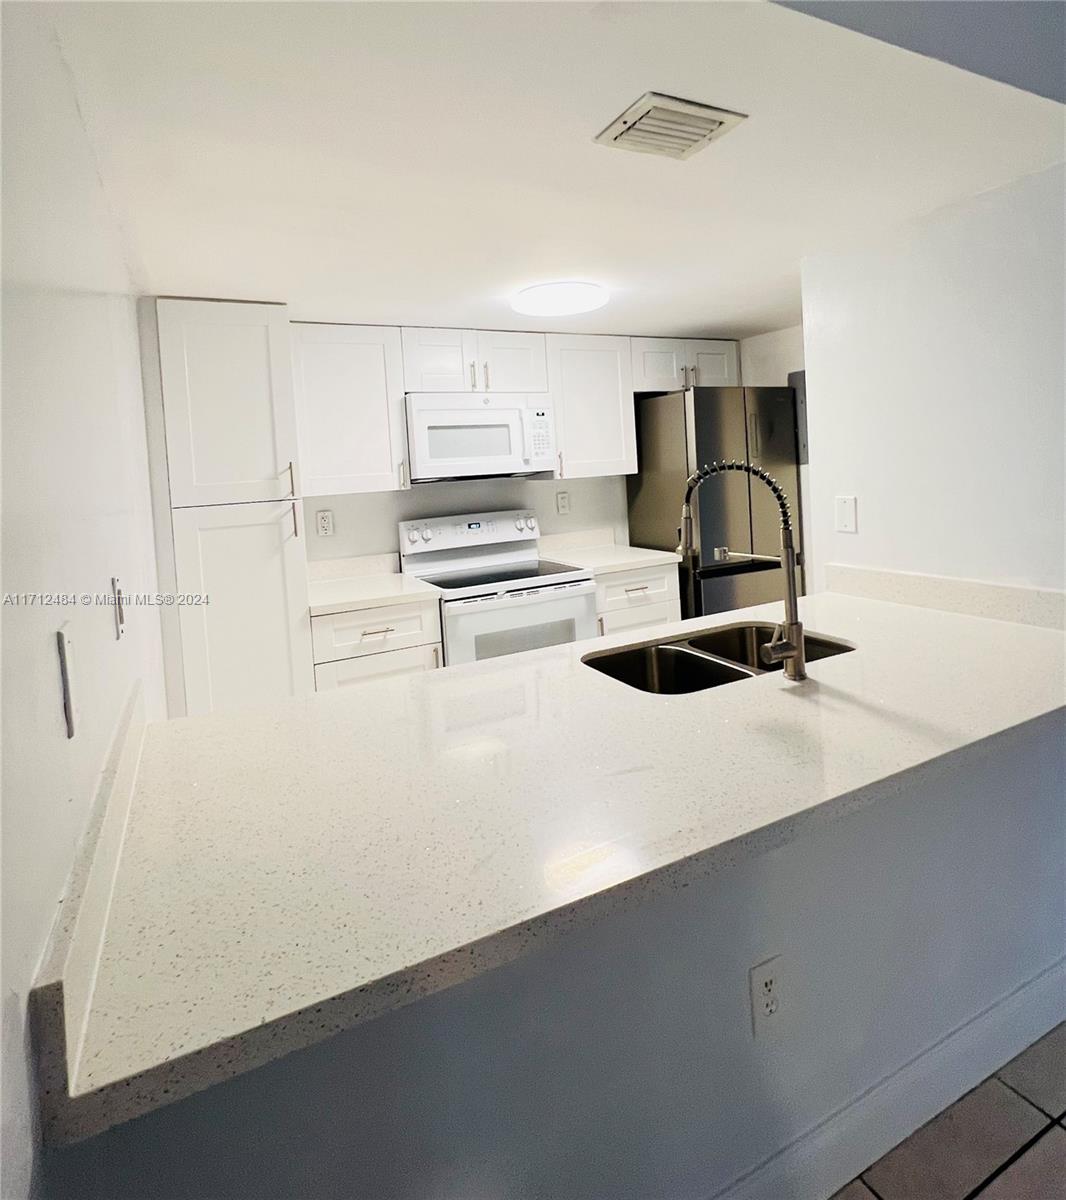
<box><xmin>398</xmin><ymin>509</ymin><xmax>596</xmax><ymax>666</ymax></box>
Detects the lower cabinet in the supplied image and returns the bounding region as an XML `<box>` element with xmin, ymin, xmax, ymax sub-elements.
<box><xmin>594</xmin><ymin>563</ymin><xmax>681</xmax><ymax>637</ymax></box>
<box><xmin>310</xmin><ymin>597</ymin><xmax>443</xmax><ymax>692</ymax></box>
<box><xmin>314</xmin><ymin>643</ymin><xmax>442</xmax><ymax>691</ymax></box>
<box><xmin>171</xmin><ymin>501</ymin><xmax>315</xmax><ymax>716</ymax></box>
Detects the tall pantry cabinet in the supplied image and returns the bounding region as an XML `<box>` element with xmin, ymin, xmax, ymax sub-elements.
<box><xmin>141</xmin><ymin>299</ymin><xmax>314</xmax><ymax>717</ymax></box>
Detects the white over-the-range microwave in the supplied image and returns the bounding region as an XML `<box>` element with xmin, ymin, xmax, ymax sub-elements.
<box><xmin>405</xmin><ymin>392</ymin><xmax>555</xmax><ymax>482</ymax></box>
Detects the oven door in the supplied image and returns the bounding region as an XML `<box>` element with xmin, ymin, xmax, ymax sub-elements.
<box><xmin>406</xmin><ymin>393</ymin><xmax>541</xmax><ymax>481</ymax></box>
<box><xmin>442</xmin><ymin>581</ymin><xmax>597</xmax><ymax>665</ymax></box>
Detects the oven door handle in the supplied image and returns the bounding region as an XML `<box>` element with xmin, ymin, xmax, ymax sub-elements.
<box><xmin>444</xmin><ymin>579</ymin><xmax>595</xmax><ymax>612</ymax></box>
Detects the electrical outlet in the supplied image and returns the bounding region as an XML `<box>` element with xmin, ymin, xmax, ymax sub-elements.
<box><xmin>749</xmin><ymin>955</ymin><xmax>782</xmax><ymax>1037</ymax></box>
<box><xmin>555</xmin><ymin>491</ymin><xmax>570</xmax><ymax>515</ymax></box>
<box><xmin>316</xmin><ymin>509</ymin><xmax>334</xmax><ymax>537</ymax></box>
<box><xmin>834</xmin><ymin>495</ymin><xmax>857</xmax><ymax>534</ymax></box>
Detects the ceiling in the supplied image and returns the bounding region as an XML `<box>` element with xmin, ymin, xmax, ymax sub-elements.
<box><xmin>48</xmin><ymin>1</ymin><xmax>1064</xmax><ymax>338</ymax></box>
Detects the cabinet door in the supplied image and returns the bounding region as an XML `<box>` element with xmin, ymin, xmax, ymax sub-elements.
<box><xmin>314</xmin><ymin>644</ymin><xmax>441</xmax><ymax>691</ymax></box>
<box><xmin>172</xmin><ymin>502</ymin><xmax>314</xmax><ymax>716</ymax></box>
<box><xmin>294</xmin><ymin>324</ymin><xmax>407</xmax><ymax>495</ymax></box>
<box><xmin>401</xmin><ymin>327</ymin><xmax>478</xmax><ymax>392</ymax></box>
<box><xmin>687</xmin><ymin>339</ymin><xmax>739</xmax><ymax>386</ymax></box>
<box><xmin>476</xmin><ymin>331</ymin><xmax>548</xmax><ymax>392</ymax></box>
<box><xmin>549</xmin><ymin>334</ymin><xmax>636</xmax><ymax>478</ymax></box>
<box><xmin>630</xmin><ymin>337</ymin><xmax>687</xmax><ymax>392</ymax></box>
<box><xmin>157</xmin><ymin>299</ymin><xmax>299</xmax><ymax>507</ymax></box>
<box><xmin>595</xmin><ymin>564</ymin><xmax>680</xmax><ymax>614</ymax></box>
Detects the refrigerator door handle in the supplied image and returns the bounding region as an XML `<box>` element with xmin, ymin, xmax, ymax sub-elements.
<box><xmin>748</xmin><ymin>410</ymin><xmax>761</xmax><ymax>461</ymax></box>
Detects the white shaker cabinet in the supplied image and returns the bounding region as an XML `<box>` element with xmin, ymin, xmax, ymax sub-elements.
<box><xmin>401</xmin><ymin>327</ymin><xmax>479</xmax><ymax>392</ymax></box>
<box><xmin>688</xmin><ymin>339</ymin><xmax>740</xmax><ymax>386</ymax></box>
<box><xmin>631</xmin><ymin>337</ymin><xmax>739</xmax><ymax>390</ymax></box>
<box><xmin>293</xmin><ymin>323</ymin><xmax>408</xmax><ymax>495</ymax></box>
<box><xmin>171</xmin><ymin>501</ymin><xmax>314</xmax><ymax>716</ymax></box>
<box><xmin>402</xmin><ymin>327</ymin><xmax>547</xmax><ymax>392</ymax></box>
<box><xmin>314</xmin><ymin>644</ymin><xmax>442</xmax><ymax>692</ymax></box>
<box><xmin>156</xmin><ymin>299</ymin><xmax>300</xmax><ymax>507</ymax></box>
<box><xmin>475</xmin><ymin>330</ymin><xmax>547</xmax><ymax>392</ymax></box>
<box><xmin>548</xmin><ymin>334</ymin><xmax>636</xmax><ymax>478</ymax></box>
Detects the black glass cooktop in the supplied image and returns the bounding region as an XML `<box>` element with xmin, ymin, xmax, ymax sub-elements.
<box><xmin>428</xmin><ymin>559</ymin><xmax>579</xmax><ymax>591</ymax></box>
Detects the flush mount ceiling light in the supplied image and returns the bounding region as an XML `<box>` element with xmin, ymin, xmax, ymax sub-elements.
<box><xmin>510</xmin><ymin>281</ymin><xmax>609</xmax><ymax>316</ymax></box>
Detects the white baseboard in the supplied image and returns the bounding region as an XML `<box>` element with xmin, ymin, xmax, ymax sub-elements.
<box><xmin>712</xmin><ymin>958</ymin><xmax>1066</xmax><ymax>1200</ymax></box>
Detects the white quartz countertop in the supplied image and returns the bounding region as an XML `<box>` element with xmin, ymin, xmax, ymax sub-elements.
<box><xmin>307</xmin><ymin>572</ymin><xmax>440</xmax><ymax>616</ymax></box>
<box><xmin>552</xmin><ymin>543</ymin><xmax>681</xmax><ymax>574</ymax></box>
<box><xmin>55</xmin><ymin>593</ymin><xmax>1065</xmax><ymax>1137</ymax></box>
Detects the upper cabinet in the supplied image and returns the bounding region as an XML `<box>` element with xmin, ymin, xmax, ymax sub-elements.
<box><xmin>401</xmin><ymin>327</ymin><xmax>478</xmax><ymax>392</ymax></box>
<box><xmin>548</xmin><ymin>334</ymin><xmax>636</xmax><ymax>478</ymax></box>
<box><xmin>401</xmin><ymin>327</ymin><xmax>547</xmax><ymax>392</ymax></box>
<box><xmin>293</xmin><ymin>324</ymin><xmax>408</xmax><ymax>495</ymax></box>
<box><xmin>630</xmin><ymin>337</ymin><xmax>739</xmax><ymax>391</ymax></box>
<box><xmin>156</xmin><ymin>299</ymin><xmax>300</xmax><ymax>507</ymax></box>
<box><xmin>688</xmin><ymin>339</ymin><xmax>740</xmax><ymax>386</ymax></box>
<box><xmin>475</xmin><ymin>330</ymin><xmax>547</xmax><ymax>392</ymax></box>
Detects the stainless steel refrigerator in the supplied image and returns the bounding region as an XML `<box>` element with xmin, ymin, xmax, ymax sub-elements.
<box><xmin>626</xmin><ymin>386</ymin><xmax>806</xmax><ymax>618</ymax></box>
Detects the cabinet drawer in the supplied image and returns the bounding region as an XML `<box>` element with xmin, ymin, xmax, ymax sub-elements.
<box><xmin>315</xmin><ymin>643</ymin><xmax>441</xmax><ymax>690</ymax></box>
<box><xmin>311</xmin><ymin>600</ymin><xmax>441</xmax><ymax>664</ymax></box>
<box><xmin>596</xmin><ymin>565</ymin><xmax>679</xmax><ymax>614</ymax></box>
<box><xmin>598</xmin><ymin>600</ymin><xmax>680</xmax><ymax>637</ymax></box>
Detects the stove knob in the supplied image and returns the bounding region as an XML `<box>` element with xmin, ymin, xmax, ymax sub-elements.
<box><xmin>525</xmin><ymin>517</ymin><xmax>536</xmax><ymax>531</ymax></box>
<box><xmin>514</xmin><ymin>517</ymin><xmax>525</xmax><ymax>531</ymax></box>
<box><xmin>421</xmin><ymin>527</ymin><xmax>432</xmax><ymax>542</ymax></box>
<box><xmin>406</xmin><ymin>529</ymin><xmax>419</xmax><ymax>545</ymax></box>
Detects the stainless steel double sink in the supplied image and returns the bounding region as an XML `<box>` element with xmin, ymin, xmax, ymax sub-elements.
<box><xmin>581</xmin><ymin>622</ymin><xmax>853</xmax><ymax>695</ymax></box>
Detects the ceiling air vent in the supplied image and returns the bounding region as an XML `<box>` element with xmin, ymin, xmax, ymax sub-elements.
<box><xmin>594</xmin><ymin>92</ymin><xmax>747</xmax><ymax>160</ymax></box>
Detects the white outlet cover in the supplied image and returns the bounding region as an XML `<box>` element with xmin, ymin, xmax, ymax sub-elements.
<box><xmin>555</xmin><ymin>491</ymin><xmax>570</xmax><ymax>515</ymax></box>
<box><xmin>834</xmin><ymin>495</ymin><xmax>858</xmax><ymax>534</ymax></box>
<box><xmin>749</xmin><ymin>954</ymin><xmax>782</xmax><ymax>1038</ymax></box>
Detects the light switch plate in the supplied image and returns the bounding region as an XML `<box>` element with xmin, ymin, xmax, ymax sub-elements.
<box><xmin>834</xmin><ymin>495</ymin><xmax>857</xmax><ymax>534</ymax></box>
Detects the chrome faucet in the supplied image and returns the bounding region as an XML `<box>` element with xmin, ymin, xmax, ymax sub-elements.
<box><xmin>677</xmin><ymin>460</ymin><xmax>807</xmax><ymax>681</ymax></box>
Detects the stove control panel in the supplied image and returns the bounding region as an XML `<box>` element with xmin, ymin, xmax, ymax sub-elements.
<box><xmin>399</xmin><ymin>510</ymin><xmax>538</xmax><ymax>556</ymax></box>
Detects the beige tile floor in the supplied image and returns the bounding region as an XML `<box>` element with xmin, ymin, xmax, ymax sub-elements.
<box><xmin>831</xmin><ymin>1023</ymin><xmax>1066</xmax><ymax>1200</ymax></box>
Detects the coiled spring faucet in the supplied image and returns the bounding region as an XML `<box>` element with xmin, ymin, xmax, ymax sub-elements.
<box><xmin>678</xmin><ymin>460</ymin><xmax>807</xmax><ymax>681</ymax></box>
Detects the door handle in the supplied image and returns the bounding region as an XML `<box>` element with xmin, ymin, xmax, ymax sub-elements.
<box><xmin>483</xmin><ymin>361</ymin><xmax>491</xmax><ymax>390</ymax></box>
<box><xmin>749</xmin><ymin>413</ymin><xmax>760</xmax><ymax>460</ymax></box>
<box><xmin>689</xmin><ymin>364</ymin><xmax>697</xmax><ymax>386</ymax></box>
<box><xmin>286</xmin><ymin>460</ymin><xmax>295</xmax><ymax>497</ymax></box>
<box><xmin>291</xmin><ymin>502</ymin><xmax>299</xmax><ymax>538</ymax></box>
<box><xmin>361</xmin><ymin>626</ymin><xmax>395</xmax><ymax>638</ymax></box>
<box><xmin>557</xmin><ymin>450</ymin><xmax>564</xmax><ymax>478</ymax></box>
<box><xmin>469</xmin><ymin>361</ymin><xmax>477</xmax><ymax>390</ymax></box>
<box><xmin>682</xmin><ymin>365</ymin><xmax>688</xmax><ymax>388</ymax></box>
<box><xmin>398</xmin><ymin>460</ymin><xmax>407</xmax><ymax>488</ymax></box>
<box><xmin>624</xmin><ymin>585</ymin><xmax>650</xmax><ymax>595</ymax></box>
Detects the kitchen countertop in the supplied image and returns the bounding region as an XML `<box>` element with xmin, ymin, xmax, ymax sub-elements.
<box><xmin>307</xmin><ymin>572</ymin><xmax>440</xmax><ymax>616</ymax></box>
<box><xmin>552</xmin><ymin>543</ymin><xmax>681</xmax><ymax>575</ymax></box>
<box><xmin>38</xmin><ymin>593</ymin><xmax>1065</xmax><ymax>1141</ymax></box>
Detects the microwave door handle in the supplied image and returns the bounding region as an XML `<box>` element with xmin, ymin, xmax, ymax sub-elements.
<box><xmin>519</xmin><ymin>409</ymin><xmax>533</xmax><ymax>463</ymax></box>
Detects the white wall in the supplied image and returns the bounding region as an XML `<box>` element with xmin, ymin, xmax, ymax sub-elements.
<box><xmin>739</xmin><ymin>323</ymin><xmax>804</xmax><ymax>386</ymax></box>
<box><xmin>802</xmin><ymin>164</ymin><xmax>1065</xmax><ymax>592</ymax></box>
<box><xmin>303</xmin><ymin>475</ymin><xmax>629</xmax><ymax>562</ymax></box>
<box><xmin>1</xmin><ymin>9</ymin><xmax>164</xmax><ymax>1198</ymax></box>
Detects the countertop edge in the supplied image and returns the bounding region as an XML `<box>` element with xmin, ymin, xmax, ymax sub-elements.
<box><xmin>41</xmin><ymin>706</ymin><xmax>1064</xmax><ymax>1146</ymax></box>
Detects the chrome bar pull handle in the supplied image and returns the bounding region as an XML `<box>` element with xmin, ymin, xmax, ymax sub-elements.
<box><xmin>557</xmin><ymin>451</ymin><xmax>564</xmax><ymax>478</ymax></box>
<box><xmin>291</xmin><ymin>502</ymin><xmax>299</xmax><ymax>538</ymax></box>
<box><xmin>362</xmin><ymin>626</ymin><xmax>395</xmax><ymax>638</ymax></box>
<box><xmin>483</xmin><ymin>361</ymin><xmax>491</xmax><ymax>390</ymax></box>
<box><xmin>682</xmin><ymin>365</ymin><xmax>688</xmax><ymax>387</ymax></box>
<box><xmin>398</xmin><ymin>460</ymin><xmax>407</xmax><ymax>488</ymax></box>
<box><xmin>469</xmin><ymin>361</ymin><xmax>477</xmax><ymax>390</ymax></box>
<box><xmin>286</xmin><ymin>460</ymin><xmax>295</xmax><ymax>497</ymax></box>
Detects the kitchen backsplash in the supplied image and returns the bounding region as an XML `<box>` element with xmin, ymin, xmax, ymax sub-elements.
<box><xmin>302</xmin><ymin>475</ymin><xmax>630</xmax><ymax>561</ymax></box>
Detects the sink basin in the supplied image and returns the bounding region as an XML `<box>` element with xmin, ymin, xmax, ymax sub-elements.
<box><xmin>685</xmin><ymin>623</ymin><xmax>853</xmax><ymax>672</ymax></box>
<box><xmin>582</xmin><ymin>643</ymin><xmax>755</xmax><ymax>694</ymax></box>
<box><xmin>583</xmin><ymin>621</ymin><xmax>853</xmax><ymax>693</ymax></box>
